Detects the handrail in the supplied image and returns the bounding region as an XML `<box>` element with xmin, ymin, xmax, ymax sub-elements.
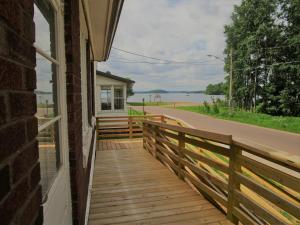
<box><xmin>96</xmin><ymin>115</ymin><xmax>165</xmax><ymax>139</ymax></box>
<box><xmin>145</xmin><ymin>120</ymin><xmax>232</xmax><ymax>144</ymax></box>
<box><xmin>143</xmin><ymin>119</ymin><xmax>300</xmax><ymax>225</ymax></box>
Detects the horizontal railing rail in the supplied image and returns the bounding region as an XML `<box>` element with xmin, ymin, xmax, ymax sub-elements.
<box><xmin>143</xmin><ymin>120</ymin><xmax>300</xmax><ymax>225</ymax></box>
<box><xmin>96</xmin><ymin>115</ymin><xmax>165</xmax><ymax>139</ymax></box>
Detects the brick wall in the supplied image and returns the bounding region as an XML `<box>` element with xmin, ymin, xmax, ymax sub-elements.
<box><xmin>0</xmin><ymin>1</ymin><xmax>43</xmax><ymax>225</ymax></box>
<box><xmin>64</xmin><ymin>0</ymin><xmax>94</xmax><ymax>224</ymax></box>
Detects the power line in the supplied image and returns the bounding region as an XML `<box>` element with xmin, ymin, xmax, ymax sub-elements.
<box><xmin>111</xmin><ymin>47</ymin><xmax>213</xmax><ymax>63</ymax></box>
<box><xmin>107</xmin><ymin>60</ymin><xmax>223</xmax><ymax>66</ymax></box>
<box><xmin>108</xmin><ymin>59</ymin><xmax>217</xmax><ymax>65</ymax></box>
<box><xmin>109</xmin><ymin>45</ymin><xmax>300</xmax><ymax>68</ymax></box>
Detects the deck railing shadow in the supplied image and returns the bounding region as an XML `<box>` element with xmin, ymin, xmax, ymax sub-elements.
<box><xmin>96</xmin><ymin>115</ymin><xmax>300</xmax><ymax>225</ymax></box>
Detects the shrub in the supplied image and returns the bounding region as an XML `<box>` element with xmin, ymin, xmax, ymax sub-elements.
<box><xmin>203</xmin><ymin>101</ymin><xmax>210</xmax><ymax>112</ymax></box>
<box><xmin>212</xmin><ymin>103</ymin><xmax>220</xmax><ymax>114</ymax></box>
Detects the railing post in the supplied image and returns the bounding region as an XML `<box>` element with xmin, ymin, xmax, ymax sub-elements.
<box><xmin>153</xmin><ymin>125</ymin><xmax>158</xmax><ymax>158</ymax></box>
<box><xmin>96</xmin><ymin>117</ymin><xmax>99</xmax><ymax>140</ymax></box>
<box><xmin>227</xmin><ymin>142</ymin><xmax>241</xmax><ymax>224</ymax></box>
<box><xmin>142</xmin><ymin>122</ymin><xmax>146</xmax><ymax>149</ymax></box>
<box><xmin>161</xmin><ymin>115</ymin><xmax>165</xmax><ymax>123</ymax></box>
<box><xmin>178</xmin><ymin>132</ymin><xmax>185</xmax><ymax>180</ymax></box>
<box><xmin>129</xmin><ymin>117</ymin><xmax>133</xmax><ymax>139</ymax></box>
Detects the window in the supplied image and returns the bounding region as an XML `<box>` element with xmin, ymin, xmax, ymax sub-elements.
<box><xmin>34</xmin><ymin>0</ymin><xmax>61</xmax><ymax>197</ymax></box>
<box><xmin>114</xmin><ymin>86</ymin><xmax>124</xmax><ymax>110</ymax></box>
<box><xmin>100</xmin><ymin>86</ymin><xmax>112</xmax><ymax>110</ymax></box>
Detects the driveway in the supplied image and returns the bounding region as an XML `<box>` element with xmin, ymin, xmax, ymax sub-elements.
<box><xmin>132</xmin><ymin>106</ymin><xmax>300</xmax><ymax>157</ymax></box>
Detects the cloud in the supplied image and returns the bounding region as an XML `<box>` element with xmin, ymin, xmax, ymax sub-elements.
<box><xmin>98</xmin><ymin>0</ymin><xmax>241</xmax><ymax>91</ymax></box>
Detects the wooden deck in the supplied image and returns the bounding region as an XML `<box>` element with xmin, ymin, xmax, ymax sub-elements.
<box><xmin>88</xmin><ymin>139</ymin><xmax>231</xmax><ymax>225</ymax></box>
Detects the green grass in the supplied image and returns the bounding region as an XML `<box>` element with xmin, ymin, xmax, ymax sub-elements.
<box><xmin>128</xmin><ymin>108</ymin><xmax>144</xmax><ymax>116</ymax></box>
<box><xmin>128</xmin><ymin>102</ymin><xmax>172</xmax><ymax>106</ymax></box>
<box><xmin>177</xmin><ymin>105</ymin><xmax>300</xmax><ymax>134</ymax></box>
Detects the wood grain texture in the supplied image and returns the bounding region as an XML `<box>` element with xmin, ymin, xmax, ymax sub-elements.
<box><xmin>88</xmin><ymin>139</ymin><xmax>231</xmax><ymax>225</ymax></box>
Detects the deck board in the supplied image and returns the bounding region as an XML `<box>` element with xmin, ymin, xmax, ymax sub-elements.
<box><xmin>88</xmin><ymin>139</ymin><xmax>231</xmax><ymax>225</ymax></box>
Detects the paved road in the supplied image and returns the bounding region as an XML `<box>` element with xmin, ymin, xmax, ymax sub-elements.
<box><xmin>133</xmin><ymin>106</ymin><xmax>300</xmax><ymax>157</ymax></box>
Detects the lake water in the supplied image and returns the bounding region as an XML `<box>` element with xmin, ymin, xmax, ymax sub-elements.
<box><xmin>128</xmin><ymin>93</ymin><xmax>224</xmax><ymax>103</ymax></box>
<box><xmin>37</xmin><ymin>92</ymin><xmax>225</xmax><ymax>104</ymax></box>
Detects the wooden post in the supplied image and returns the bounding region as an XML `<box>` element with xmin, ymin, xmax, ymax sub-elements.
<box><xmin>153</xmin><ymin>125</ymin><xmax>159</xmax><ymax>158</ymax></box>
<box><xmin>142</xmin><ymin>122</ymin><xmax>146</xmax><ymax>149</ymax></box>
<box><xmin>227</xmin><ymin>143</ymin><xmax>242</xmax><ymax>224</ymax></box>
<box><xmin>161</xmin><ymin>115</ymin><xmax>165</xmax><ymax>123</ymax></box>
<box><xmin>178</xmin><ymin>132</ymin><xmax>185</xmax><ymax>180</ymax></box>
<box><xmin>129</xmin><ymin>117</ymin><xmax>133</xmax><ymax>139</ymax></box>
<box><xmin>142</xmin><ymin>98</ymin><xmax>145</xmax><ymax>115</ymax></box>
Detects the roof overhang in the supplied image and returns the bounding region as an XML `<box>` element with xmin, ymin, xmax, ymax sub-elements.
<box><xmin>96</xmin><ymin>71</ymin><xmax>135</xmax><ymax>84</ymax></box>
<box><xmin>82</xmin><ymin>0</ymin><xmax>124</xmax><ymax>62</ymax></box>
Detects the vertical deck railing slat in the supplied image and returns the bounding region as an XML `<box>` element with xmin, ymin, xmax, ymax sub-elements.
<box><xmin>142</xmin><ymin>120</ymin><xmax>300</xmax><ymax>225</ymax></box>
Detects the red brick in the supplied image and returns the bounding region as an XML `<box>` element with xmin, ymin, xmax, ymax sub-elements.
<box><xmin>8</xmin><ymin>30</ymin><xmax>36</xmax><ymax>67</ymax></box>
<box><xmin>22</xmin><ymin>12</ymin><xmax>35</xmax><ymax>43</ymax></box>
<box><xmin>16</xmin><ymin>187</ymin><xmax>42</xmax><ymax>225</ymax></box>
<box><xmin>0</xmin><ymin>95</ymin><xmax>6</xmax><ymax>125</ymax></box>
<box><xmin>20</xmin><ymin>0</ymin><xmax>34</xmax><ymax>16</ymax></box>
<box><xmin>0</xmin><ymin>0</ymin><xmax>22</xmax><ymax>33</ymax></box>
<box><xmin>25</xmin><ymin>67</ymin><xmax>36</xmax><ymax>90</ymax></box>
<box><xmin>0</xmin><ymin>165</ymin><xmax>10</xmax><ymax>201</ymax></box>
<box><xmin>30</xmin><ymin>163</ymin><xmax>41</xmax><ymax>192</ymax></box>
<box><xmin>34</xmin><ymin>206</ymin><xmax>43</xmax><ymax>225</ymax></box>
<box><xmin>26</xmin><ymin>117</ymin><xmax>38</xmax><ymax>141</ymax></box>
<box><xmin>0</xmin><ymin>58</ymin><xmax>23</xmax><ymax>90</ymax></box>
<box><xmin>12</xmin><ymin>141</ymin><xmax>38</xmax><ymax>183</ymax></box>
<box><xmin>9</xmin><ymin>92</ymin><xmax>36</xmax><ymax>118</ymax></box>
<box><xmin>0</xmin><ymin>121</ymin><xmax>26</xmax><ymax>161</ymax></box>
<box><xmin>0</xmin><ymin>177</ymin><xmax>29</xmax><ymax>225</ymax></box>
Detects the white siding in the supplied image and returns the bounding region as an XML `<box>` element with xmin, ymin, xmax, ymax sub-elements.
<box><xmin>96</xmin><ymin>75</ymin><xmax>128</xmax><ymax>114</ymax></box>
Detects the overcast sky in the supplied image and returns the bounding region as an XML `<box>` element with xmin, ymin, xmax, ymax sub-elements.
<box><xmin>98</xmin><ymin>0</ymin><xmax>241</xmax><ymax>91</ymax></box>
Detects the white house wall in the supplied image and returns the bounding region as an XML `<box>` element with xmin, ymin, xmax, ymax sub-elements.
<box><xmin>96</xmin><ymin>75</ymin><xmax>128</xmax><ymax>114</ymax></box>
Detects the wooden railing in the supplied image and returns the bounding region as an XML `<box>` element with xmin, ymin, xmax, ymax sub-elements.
<box><xmin>96</xmin><ymin>115</ymin><xmax>165</xmax><ymax>139</ymax></box>
<box><xmin>143</xmin><ymin>120</ymin><xmax>300</xmax><ymax>225</ymax></box>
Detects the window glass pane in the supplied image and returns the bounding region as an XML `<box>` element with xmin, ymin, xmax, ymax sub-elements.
<box><xmin>36</xmin><ymin>53</ymin><xmax>58</xmax><ymax>125</ymax></box>
<box><xmin>34</xmin><ymin>0</ymin><xmax>56</xmax><ymax>58</ymax></box>
<box><xmin>114</xmin><ymin>86</ymin><xmax>124</xmax><ymax>110</ymax></box>
<box><xmin>101</xmin><ymin>86</ymin><xmax>111</xmax><ymax>110</ymax></box>
<box><xmin>38</xmin><ymin>121</ymin><xmax>61</xmax><ymax>196</ymax></box>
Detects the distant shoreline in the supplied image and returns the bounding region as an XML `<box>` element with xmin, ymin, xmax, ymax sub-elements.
<box><xmin>134</xmin><ymin>90</ymin><xmax>205</xmax><ymax>94</ymax></box>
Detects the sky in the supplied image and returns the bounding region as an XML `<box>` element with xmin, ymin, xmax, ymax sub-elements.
<box><xmin>98</xmin><ymin>0</ymin><xmax>241</xmax><ymax>91</ymax></box>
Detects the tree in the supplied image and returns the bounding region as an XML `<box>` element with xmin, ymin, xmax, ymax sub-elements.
<box><xmin>127</xmin><ymin>84</ymin><xmax>134</xmax><ymax>97</ymax></box>
<box><xmin>205</xmin><ymin>82</ymin><xmax>226</xmax><ymax>95</ymax></box>
<box><xmin>224</xmin><ymin>0</ymin><xmax>300</xmax><ymax>116</ymax></box>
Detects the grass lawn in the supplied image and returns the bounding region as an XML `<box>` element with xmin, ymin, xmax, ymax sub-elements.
<box><xmin>177</xmin><ymin>105</ymin><xmax>300</xmax><ymax>134</ymax></box>
<box><xmin>128</xmin><ymin>108</ymin><xmax>144</xmax><ymax>116</ymax></box>
<box><xmin>128</xmin><ymin>102</ymin><xmax>172</xmax><ymax>106</ymax></box>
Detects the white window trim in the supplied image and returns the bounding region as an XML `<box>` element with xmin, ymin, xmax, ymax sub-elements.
<box><xmin>35</xmin><ymin>0</ymin><xmax>71</xmax><ymax>214</ymax></box>
<box><xmin>99</xmin><ymin>84</ymin><xmax>127</xmax><ymax>113</ymax></box>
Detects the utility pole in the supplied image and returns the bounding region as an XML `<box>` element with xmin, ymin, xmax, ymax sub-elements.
<box><xmin>229</xmin><ymin>48</ymin><xmax>233</xmax><ymax>109</ymax></box>
<box><xmin>207</xmin><ymin>51</ymin><xmax>233</xmax><ymax>108</ymax></box>
<box><xmin>142</xmin><ymin>98</ymin><xmax>145</xmax><ymax>115</ymax></box>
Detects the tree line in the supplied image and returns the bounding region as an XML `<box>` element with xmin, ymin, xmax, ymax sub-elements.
<box><xmin>205</xmin><ymin>82</ymin><xmax>226</xmax><ymax>95</ymax></box>
<box><xmin>224</xmin><ymin>0</ymin><xmax>300</xmax><ymax>116</ymax></box>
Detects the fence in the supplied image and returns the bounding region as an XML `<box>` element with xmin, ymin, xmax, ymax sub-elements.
<box><xmin>96</xmin><ymin>115</ymin><xmax>165</xmax><ymax>139</ymax></box>
<box><xmin>143</xmin><ymin>120</ymin><xmax>300</xmax><ymax>225</ymax></box>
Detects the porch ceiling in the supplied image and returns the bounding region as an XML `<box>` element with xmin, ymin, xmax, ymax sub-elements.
<box><xmin>83</xmin><ymin>0</ymin><xmax>124</xmax><ymax>62</ymax></box>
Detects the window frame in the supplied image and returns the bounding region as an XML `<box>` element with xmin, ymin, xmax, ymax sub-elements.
<box><xmin>100</xmin><ymin>85</ymin><xmax>112</xmax><ymax>111</ymax></box>
<box><xmin>34</xmin><ymin>0</ymin><xmax>64</xmax><ymax>198</ymax></box>
<box><xmin>114</xmin><ymin>86</ymin><xmax>125</xmax><ymax>110</ymax></box>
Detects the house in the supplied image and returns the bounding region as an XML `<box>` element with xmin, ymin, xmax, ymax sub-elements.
<box><xmin>1</xmin><ymin>1</ymin><xmax>299</xmax><ymax>225</ymax></box>
<box><xmin>96</xmin><ymin>71</ymin><xmax>135</xmax><ymax>114</ymax></box>
<box><xmin>0</xmin><ymin>0</ymin><xmax>124</xmax><ymax>225</ymax></box>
